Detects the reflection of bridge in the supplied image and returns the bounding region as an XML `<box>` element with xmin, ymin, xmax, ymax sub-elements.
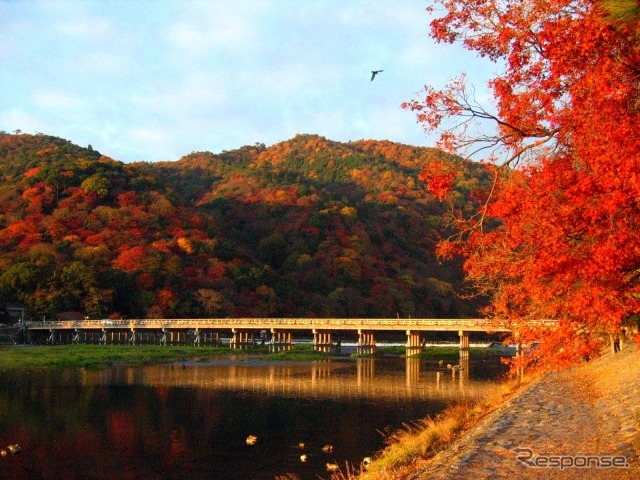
<box><xmin>27</xmin><ymin>318</ymin><xmax>553</xmax><ymax>357</ymax></box>
<box><xmin>77</xmin><ymin>358</ymin><xmax>496</xmax><ymax>402</ymax></box>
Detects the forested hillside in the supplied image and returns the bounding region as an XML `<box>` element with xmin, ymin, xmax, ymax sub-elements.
<box><xmin>0</xmin><ymin>132</ymin><xmax>490</xmax><ymax>321</ymax></box>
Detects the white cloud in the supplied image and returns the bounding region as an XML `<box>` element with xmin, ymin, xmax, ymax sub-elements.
<box><xmin>165</xmin><ymin>2</ymin><xmax>264</xmax><ymax>58</ymax></box>
<box><xmin>54</xmin><ymin>17</ymin><xmax>115</xmax><ymax>42</ymax></box>
<box><xmin>32</xmin><ymin>90</ymin><xmax>89</xmax><ymax>111</ymax></box>
<box><xmin>0</xmin><ymin>0</ymin><xmax>497</xmax><ymax>162</ymax></box>
<box><xmin>128</xmin><ymin>71</ymin><xmax>230</xmax><ymax>116</ymax></box>
<box><xmin>0</xmin><ymin>109</ymin><xmax>49</xmax><ymax>134</ymax></box>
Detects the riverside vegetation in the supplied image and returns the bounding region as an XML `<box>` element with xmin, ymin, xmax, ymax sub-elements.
<box><xmin>0</xmin><ymin>343</ymin><xmax>334</xmax><ymax>369</ymax></box>
<box><xmin>0</xmin><ymin>343</ymin><xmax>505</xmax><ymax>369</ymax></box>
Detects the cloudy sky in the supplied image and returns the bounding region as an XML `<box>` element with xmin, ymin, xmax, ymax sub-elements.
<box><xmin>0</xmin><ymin>1</ymin><xmax>495</xmax><ymax>163</ymax></box>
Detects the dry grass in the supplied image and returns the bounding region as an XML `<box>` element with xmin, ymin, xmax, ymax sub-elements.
<box><xmin>324</xmin><ymin>344</ymin><xmax>640</xmax><ymax>480</ymax></box>
<box><xmin>331</xmin><ymin>376</ymin><xmax>531</xmax><ymax>480</ymax></box>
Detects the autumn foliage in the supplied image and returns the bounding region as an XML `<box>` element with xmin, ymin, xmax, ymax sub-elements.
<box><xmin>404</xmin><ymin>0</ymin><xmax>640</xmax><ymax>370</ymax></box>
<box><xmin>0</xmin><ymin>132</ymin><xmax>489</xmax><ymax>323</ymax></box>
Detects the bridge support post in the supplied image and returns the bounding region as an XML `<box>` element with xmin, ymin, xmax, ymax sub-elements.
<box><xmin>230</xmin><ymin>329</ymin><xmax>256</xmax><ymax>349</ymax></box>
<box><xmin>270</xmin><ymin>329</ymin><xmax>293</xmax><ymax>352</ymax></box>
<box><xmin>357</xmin><ymin>330</ymin><xmax>376</xmax><ymax>355</ymax></box>
<box><xmin>203</xmin><ymin>330</ymin><xmax>221</xmax><ymax>346</ymax></box>
<box><xmin>312</xmin><ymin>329</ymin><xmax>333</xmax><ymax>353</ymax></box>
<box><xmin>129</xmin><ymin>328</ymin><xmax>137</xmax><ymax>345</ymax></box>
<box><xmin>72</xmin><ymin>329</ymin><xmax>80</xmax><ymax>344</ymax></box>
<box><xmin>406</xmin><ymin>330</ymin><xmax>423</xmax><ymax>357</ymax></box>
<box><xmin>193</xmin><ymin>328</ymin><xmax>201</xmax><ymax>347</ymax></box>
<box><xmin>459</xmin><ymin>330</ymin><xmax>470</xmax><ymax>360</ymax></box>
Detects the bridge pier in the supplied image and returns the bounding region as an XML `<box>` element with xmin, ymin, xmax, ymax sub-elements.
<box><xmin>201</xmin><ymin>330</ymin><xmax>221</xmax><ymax>346</ymax></box>
<box><xmin>406</xmin><ymin>330</ymin><xmax>424</xmax><ymax>357</ymax></box>
<box><xmin>162</xmin><ymin>329</ymin><xmax>184</xmax><ymax>345</ymax></box>
<box><xmin>459</xmin><ymin>330</ymin><xmax>470</xmax><ymax>360</ymax></box>
<box><xmin>270</xmin><ymin>329</ymin><xmax>293</xmax><ymax>352</ymax></box>
<box><xmin>312</xmin><ymin>329</ymin><xmax>334</xmax><ymax>353</ymax></box>
<box><xmin>230</xmin><ymin>329</ymin><xmax>256</xmax><ymax>349</ymax></box>
<box><xmin>357</xmin><ymin>329</ymin><xmax>376</xmax><ymax>355</ymax></box>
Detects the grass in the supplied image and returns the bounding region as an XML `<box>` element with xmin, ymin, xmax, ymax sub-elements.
<box><xmin>411</xmin><ymin>346</ymin><xmax>509</xmax><ymax>360</ymax></box>
<box><xmin>264</xmin><ymin>343</ymin><xmax>330</xmax><ymax>361</ymax></box>
<box><xmin>375</xmin><ymin>345</ymin><xmax>406</xmax><ymax>356</ymax></box>
<box><xmin>324</xmin><ymin>375</ymin><xmax>530</xmax><ymax>480</ymax></box>
<box><xmin>0</xmin><ymin>343</ymin><xmax>334</xmax><ymax>370</ymax></box>
<box><xmin>0</xmin><ymin>342</ymin><xmax>509</xmax><ymax>369</ymax></box>
<box><xmin>0</xmin><ymin>344</ymin><xmax>253</xmax><ymax>370</ymax></box>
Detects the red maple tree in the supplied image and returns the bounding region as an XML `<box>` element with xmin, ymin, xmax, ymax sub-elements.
<box><xmin>404</xmin><ymin>0</ymin><xmax>640</xmax><ymax>370</ymax></box>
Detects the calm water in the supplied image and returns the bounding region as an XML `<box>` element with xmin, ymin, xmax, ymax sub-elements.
<box><xmin>0</xmin><ymin>356</ymin><xmax>507</xmax><ymax>480</ymax></box>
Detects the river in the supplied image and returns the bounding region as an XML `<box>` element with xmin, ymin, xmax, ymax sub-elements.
<box><xmin>0</xmin><ymin>355</ymin><xmax>507</xmax><ymax>479</ymax></box>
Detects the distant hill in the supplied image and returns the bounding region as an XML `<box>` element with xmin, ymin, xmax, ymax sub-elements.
<box><xmin>0</xmin><ymin>132</ymin><xmax>490</xmax><ymax>320</ymax></box>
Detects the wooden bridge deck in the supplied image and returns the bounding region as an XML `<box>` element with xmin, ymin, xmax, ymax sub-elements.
<box><xmin>27</xmin><ymin>317</ymin><xmax>518</xmax><ymax>332</ymax></box>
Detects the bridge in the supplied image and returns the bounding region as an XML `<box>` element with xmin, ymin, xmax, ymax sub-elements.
<box><xmin>25</xmin><ymin>317</ymin><xmax>553</xmax><ymax>357</ymax></box>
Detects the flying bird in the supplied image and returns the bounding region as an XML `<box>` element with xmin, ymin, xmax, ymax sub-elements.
<box><xmin>370</xmin><ymin>70</ymin><xmax>383</xmax><ymax>81</ymax></box>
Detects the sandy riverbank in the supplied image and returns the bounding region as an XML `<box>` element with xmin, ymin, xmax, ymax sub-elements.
<box><xmin>404</xmin><ymin>341</ymin><xmax>640</xmax><ymax>479</ymax></box>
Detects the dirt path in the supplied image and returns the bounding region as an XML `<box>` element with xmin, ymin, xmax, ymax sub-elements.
<box><xmin>411</xmin><ymin>342</ymin><xmax>640</xmax><ymax>479</ymax></box>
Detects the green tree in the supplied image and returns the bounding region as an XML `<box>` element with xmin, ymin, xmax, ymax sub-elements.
<box><xmin>80</xmin><ymin>174</ymin><xmax>111</xmax><ymax>197</ymax></box>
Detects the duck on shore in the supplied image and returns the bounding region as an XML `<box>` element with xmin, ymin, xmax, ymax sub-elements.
<box><xmin>326</xmin><ymin>462</ymin><xmax>339</xmax><ymax>472</ymax></box>
<box><xmin>6</xmin><ymin>444</ymin><xmax>20</xmax><ymax>455</ymax></box>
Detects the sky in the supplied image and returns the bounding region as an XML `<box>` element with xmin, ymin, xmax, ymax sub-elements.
<box><xmin>0</xmin><ymin>0</ymin><xmax>496</xmax><ymax>163</ymax></box>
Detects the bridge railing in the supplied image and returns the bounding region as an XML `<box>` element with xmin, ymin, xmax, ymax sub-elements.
<box><xmin>22</xmin><ymin>317</ymin><xmax>545</xmax><ymax>331</ymax></box>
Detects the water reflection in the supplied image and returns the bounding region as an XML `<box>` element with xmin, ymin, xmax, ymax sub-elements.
<box><xmin>75</xmin><ymin>357</ymin><xmax>491</xmax><ymax>402</ymax></box>
<box><xmin>0</xmin><ymin>357</ymin><xmax>506</xmax><ymax>480</ymax></box>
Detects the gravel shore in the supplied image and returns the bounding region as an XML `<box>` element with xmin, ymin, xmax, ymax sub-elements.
<box><xmin>411</xmin><ymin>341</ymin><xmax>640</xmax><ymax>479</ymax></box>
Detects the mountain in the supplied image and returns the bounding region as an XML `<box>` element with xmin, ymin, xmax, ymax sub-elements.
<box><xmin>0</xmin><ymin>132</ymin><xmax>490</xmax><ymax>320</ymax></box>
